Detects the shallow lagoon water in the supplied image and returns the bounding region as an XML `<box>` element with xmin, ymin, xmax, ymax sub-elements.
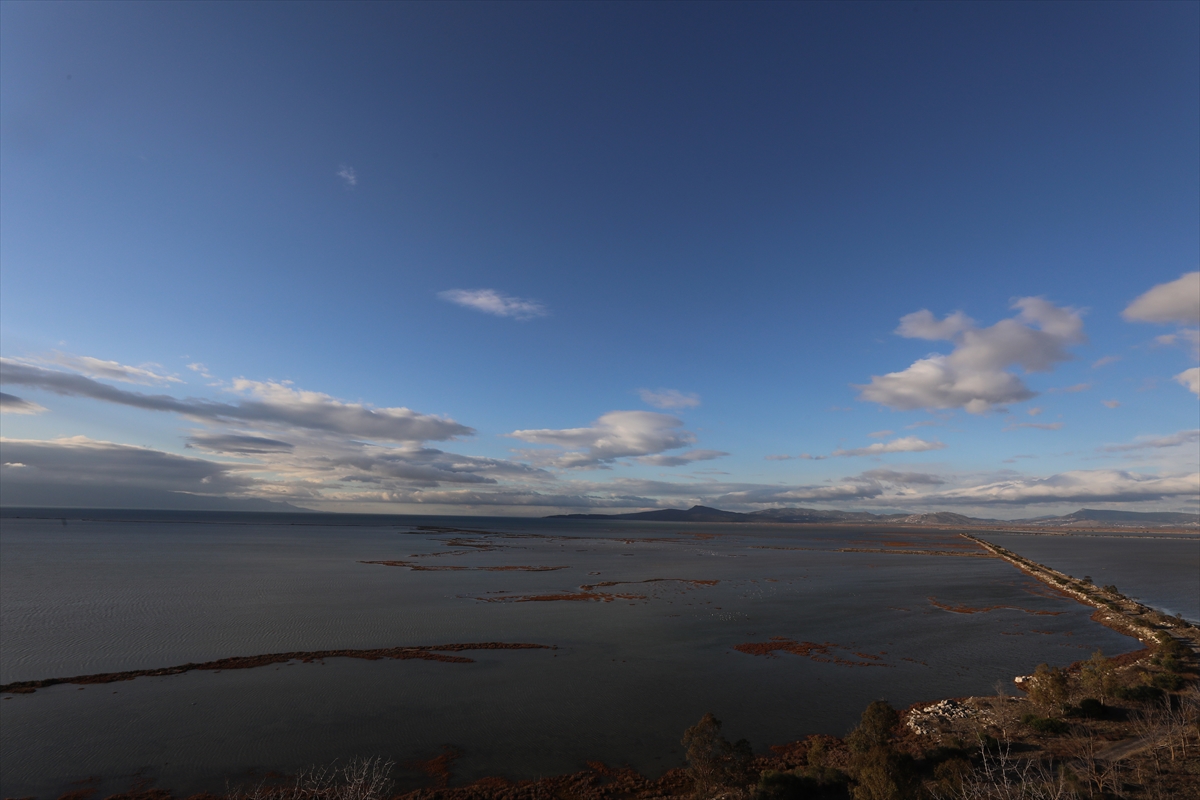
<box><xmin>976</xmin><ymin>531</ymin><xmax>1200</xmax><ymax>623</ymax></box>
<box><xmin>0</xmin><ymin>512</ymin><xmax>1153</xmax><ymax>797</ymax></box>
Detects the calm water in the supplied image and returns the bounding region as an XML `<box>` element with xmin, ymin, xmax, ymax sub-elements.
<box><xmin>0</xmin><ymin>511</ymin><xmax>1158</xmax><ymax>797</ymax></box>
<box><xmin>976</xmin><ymin>530</ymin><xmax>1200</xmax><ymax>623</ymax></box>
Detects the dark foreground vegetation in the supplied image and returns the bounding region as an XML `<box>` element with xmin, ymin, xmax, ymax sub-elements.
<box><xmin>16</xmin><ymin>632</ymin><xmax>1197</xmax><ymax>800</ymax></box>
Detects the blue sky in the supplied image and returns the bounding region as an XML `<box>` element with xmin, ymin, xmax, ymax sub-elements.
<box><xmin>1</xmin><ymin>1</ymin><xmax>1197</xmax><ymax>517</ymax></box>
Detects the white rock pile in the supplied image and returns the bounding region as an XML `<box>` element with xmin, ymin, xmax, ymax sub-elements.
<box><xmin>906</xmin><ymin>698</ymin><xmax>975</xmax><ymax>735</ymax></box>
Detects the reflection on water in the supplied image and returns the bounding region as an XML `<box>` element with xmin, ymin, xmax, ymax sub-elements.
<box><xmin>0</xmin><ymin>512</ymin><xmax>1154</xmax><ymax>797</ymax></box>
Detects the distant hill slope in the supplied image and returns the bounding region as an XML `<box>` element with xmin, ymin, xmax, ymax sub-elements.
<box><xmin>548</xmin><ymin>505</ymin><xmax>1197</xmax><ymax>527</ymax></box>
<box><xmin>549</xmin><ymin>505</ymin><xmax>901</xmax><ymax>523</ymax></box>
<box><xmin>1022</xmin><ymin>508</ymin><xmax>1200</xmax><ymax>526</ymax></box>
<box><xmin>549</xmin><ymin>505</ymin><xmax>749</xmax><ymax>522</ymax></box>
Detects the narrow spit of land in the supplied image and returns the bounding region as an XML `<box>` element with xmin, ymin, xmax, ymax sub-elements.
<box><xmin>0</xmin><ymin>643</ymin><xmax>553</xmax><ymax>694</ymax></box>
<box><xmin>960</xmin><ymin>532</ymin><xmax>1200</xmax><ymax>653</ymax></box>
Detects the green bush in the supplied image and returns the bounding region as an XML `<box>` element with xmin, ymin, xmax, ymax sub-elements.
<box><xmin>1156</xmin><ymin>635</ymin><xmax>1189</xmax><ymax>659</ymax></box>
<box><xmin>930</xmin><ymin>759</ymin><xmax>971</xmax><ymax>797</ymax></box>
<box><xmin>1158</xmin><ymin>655</ymin><xmax>1184</xmax><ymax>673</ymax></box>
<box><xmin>846</xmin><ymin>701</ymin><xmax>915</xmax><ymax>800</ymax></box>
<box><xmin>754</xmin><ymin>769</ymin><xmax>849</xmax><ymax>800</ymax></box>
<box><xmin>1020</xmin><ymin>713</ymin><xmax>1070</xmax><ymax>734</ymax></box>
<box><xmin>1151</xmin><ymin>672</ymin><xmax>1186</xmax><ymax>691</ymax></box>
<box><xmin>1113</xmin><ymin>684</ymin><xmax>1164</xmax><ymax>702</ymax></box>
<box><xmin>1027</xmin><ymin>663</ymin><xmax>1070</xmax><ymax>710</ymax></box>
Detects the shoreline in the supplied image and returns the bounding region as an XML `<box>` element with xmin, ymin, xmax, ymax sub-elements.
<box><xmin>959</xmin><ymin>533</ymin><xmax>1200</xmax><ymax>653</ymax></box>
<box><xmin>5</xmin><ymin>532</ymin><xmax>1197</xmax><ymax>799</ymax></box>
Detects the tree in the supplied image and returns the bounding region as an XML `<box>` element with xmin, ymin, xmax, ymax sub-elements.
<box><xmin>682</xmin><ymin>713</ymin><xmax>753</xmax><ymax>798</ymax></box>
<box><xmin>1079</xmin><ymin>650</ymin><xmax>1116</xmax><ymax>703</ymax></box>
<box><xmin>848</xmin><ymin>701</ymin><xmax>900</xmax><ymax>753</ymax></box>
<box><xmin>847</xmin><ymin>701</ymin><xmax>913</xmax><ymax>800</ymax></box>
<box><xmin>1026</xmin><ymin>663</ymin><xmax>1069</xmax><ymax>712</ymax></box>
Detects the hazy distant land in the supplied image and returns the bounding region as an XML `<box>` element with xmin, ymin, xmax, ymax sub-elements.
<box><xmin>549</xmin><ymin>505</ymin><xmax>1200</xmax><ymax>529</ymax></box>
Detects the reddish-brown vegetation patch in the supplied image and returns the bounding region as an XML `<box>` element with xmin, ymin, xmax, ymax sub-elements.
<box><xmin>406</xmin><ymin>745</ymin><xmax>462</xmax><ymax>787</ymax></box>
<box><xmin>927</xmin><ymin>597</ymin><xmax>1063</xmax><ymax>615</ymax></box>
<box><xmin>734</xmin><ymin>637</ymin><xmax>891</xmax><ymax>667</ymax></box>
<box><xmin>577</xmin><ymin>578</ymin><xmax>719</xmax><ymax>591</ymax></box>
<box><xmin>474</xmin><ymin>591</ymin><xmax>646</xmax><ymax>603</ymax></box>
<box><xmin>0</xmin><ymin>643</ymin><xmax>553</xmax><ymax>694</ymax></box>
<box><xmin>481</xmin><ymin>565</ymin><xmax>568</xmax><ymax>572</ymax></box>
<box><xmin>360</xmin><ymin>561</ymin><xmax>567</xmax><ymax>572</ymax></box>
<box><xmin>750</xmin><ymin>545</ymin><xmax>991</xmax><ymax>557</ymax></box>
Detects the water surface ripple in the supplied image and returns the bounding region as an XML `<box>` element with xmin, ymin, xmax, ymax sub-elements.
<box><xmin>0</xmin><ymin>513</ymin><xmax>1162</xmax><ymax>797</ymax></box>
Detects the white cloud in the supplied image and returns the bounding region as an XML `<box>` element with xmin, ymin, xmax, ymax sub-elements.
<box><xmin>509</xmin><ymin>410</ymin><xmax>694</xmax><ymax>468</ymax></box>
<box><xmin>1175</xmin><ymin>367</ymin><xmax>1200</xmax><ymax>395</ymax></box>
<box><xmin>1102</xmin><ymin>400</ymin><xmax>1120</xmax><ymax>409</ymax></box>
<box><xmin>1102</xmin><ymin>430</ymin><xmax>1200</xmax><ymax>453</ymax></box>
<box><xmin>337</xmin><ymin>165</ymin><xmax>357</xmax><ymax>187</ymax></box>
<box><xmin>764</xmin><ymin>454</ymin><xmax>797</xmax><ymax>461</ymax></box>
<box><xmin>438</xmin><ymin>289</ymin><xmax>547</xmax><ymax>320</ymax></box>
<box><xmin>1003</xmin><ymin>422</ymin><xmax>1064</xmax><ymax>431</ymax></box>
<box><xmin>867</xmin><ymin>429</ymin><xmax>894</xmax><ymax>438</ymax></box>
<box><xmin>1026</xmin><ymin>407</ymin><xmax>1043</xmax><ymax>416</ymax></box>
<box><xmin>636</xmin><ymin>449</ymin><xmax>729</xmax><ymax>467</ymax></box>
<box><xmin>1048</xmin><ymin>383</ymin><xmax>1090</xmax><ymax>393</ymax></box>
<box><xmin>0</xmin><ymin>392</ymin><xmax>46</xmax><ymax>415</ymax></box>
<box><xmin>1154</xmin><ymin>329</ymin><xmax>1200</xmax><ymax>358</ymax></box>
<box><xmin>1092</xmin><ymin>355</ymin><xmax>1120</xmax><ymax>368</ymax></box>
<box><xmin>829</xmin><ymin>436</ymin><xmax>946</xmax><ymax>458</ymax></box>
<box><xmin>895</xmin><ymin>309</ymin><xmax>976</xmax><ymax>340</ymax></box>
<box><xmin>858</xmin><ymin>297</ymin><xmax>1085</xmax><ymax>414</ymax></box>
<box><xmin>921</xmin><ymin>469</ymin><xmax>1199</xmax><ymax>506</ymax></box>
<box><xmin>857</xmin><ymin>468</ymin><xmax>946</xmax><ymax>486</ymax></box>
<box><xmin>0</xmin><ymin>359</ymin><xmax>473</xmax><ymax>442</ymax></box>
<box><xmin>44</xmin><ymin>353</ymin><xmax>181</xmax><ymax>385</ymax></box>
<box><xmin>638</xmin><ymin>388</ymin><xmax>700</xmax><ymax>409</ymax></box>
<box><xmin>1122</xmin><ymin>272</ymin><xmax>1200</xmax><ymax>325</ymax></box>
<box><xmin>187</xmin><ymin>362</ymin><xmax>214</xmax><ymax>379</ymax></box>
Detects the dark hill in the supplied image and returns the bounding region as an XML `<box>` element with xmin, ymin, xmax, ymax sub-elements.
<box><xmin>548</xmin><ymin>505</ymin><xmax>1198</xmax><ymax>528</ymax></box>
<box><xmin>1030</xmin><ymin>508</ymin><xmax>1200</xmax><ymax>526</ymax></box>
<box><xmin>549</xmin><ymin>505</ymin><xmax>749</xmax><ymax>522</ymax></box>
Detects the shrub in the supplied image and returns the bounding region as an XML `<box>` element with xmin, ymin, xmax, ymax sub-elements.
<box><xmin>803</xmin><ymin>737</ymin><xmax>849</xmax><ymax>787</ymax></box>
<box><xmin>1101</xmin><ymin>584</ymin><xmax>1119</xmax><ymax>595</ymax></box>
<box><xmin>1079</xmin><ymin>650</ymin><xmax>1117</xmax><ymax>701</ymax></box>
<box><xmin>1076</xmin><ymin>698</ymin><xmax>1105</xmax><ymax>719</ymax></box>
<box><xmin>846</xmin><ymin>702</ymin><xmax>914</xmax><ymax>800</ymax></box>
<box><xmin>930</xmin><ymin>758</ymin><xmax>971</xmax><ymax>797</ymax></box>
<box><xmin>975</xmin><ymin>732</ymin><xmax>1000</xmax><ymax>752</ymax></box>
<box><xmin>1156</xmin><ymin>634</ymin><xmax>1189</xmax><ymax>659</ymax></box>
<box><xmin>1157</xmin><ymin>654</ymin><xmax>1185</xmax><ymax>673</ymax></box>
<box><xmin>847</xmin><ymin>701</ymin><xmax>900</xmax><ymax>753</ymax></box>
<box><xmin>754</xmin><ymin>769</ymin><xmax>848</xmax><ymax>800</ymax></box>
<box><xmin>1150</xmin><ymin>672</ymin><xmax>1186</xmax><ymax>691</ymax></box>
<box><xmin>1113</xmin><ymin>684</ymin><xmax>1164</xmax><ymax>702</ymax></box>
<box><xmin>1020</xmin><ymin>713</ymin><xmax>1070</xmax><ymax>734</ymax></box>
<box><xmin>227</xmin><ymin>757</ymin><xmax>393</xmax><ymax>800</ymax></box>
<box><xmin>682</xmin><ymin>713</ymin><xmax>753</xmax><ymax>797</ymax></box>
<box><xmin>1026</xmin><ymin>663</ymin><xmax>1070</xmax><ymax>710</ymax></box>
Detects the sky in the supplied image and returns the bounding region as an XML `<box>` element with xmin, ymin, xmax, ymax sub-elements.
<box><xmin>1</xmin><ymin>1</ymin><xmax>1197</xmax><ymax>518</ymax></box>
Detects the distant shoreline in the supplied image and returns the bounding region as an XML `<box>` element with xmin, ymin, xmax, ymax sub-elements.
<box><xmin>2</xmin><ymin>505</ymin><xmax>1197</xmax><ymax>534</ymax></box>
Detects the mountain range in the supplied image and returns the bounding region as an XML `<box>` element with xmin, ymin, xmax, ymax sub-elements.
<box><xmin>548</xmin><ymin>505</ymin><xmax>1199</xmax><ymax>528</ymax></box>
